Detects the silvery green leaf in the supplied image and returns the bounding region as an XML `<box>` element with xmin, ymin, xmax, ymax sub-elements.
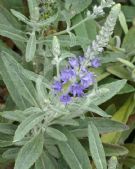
<box><xmin>2</xmin><ymin>147</ymin><xmax>19</xmax><ymax>160</ymax></box>
<box><xmin>11</xmin><ymin>9</ymin><xmax>30</xmax><ymax>24</ymax></box>
<box><xmin>22</xmin><ymin>68</ymin><xmax>51</xmax><ymax>89</ymax></box>
<box><xmin>57</xmin><ymin>128</ymin><xmax>92</xmax><ymax>169</ymax></box>
<box><xmin>0</xmin><ymin>123</ymin><xmax>16</xmax><ymax>135</ymax></box>
<box><xmin>52</xmin><ymin>36</ymin><xmax>60</xmax><ymax>57</ymax></box>
<box><xmin>51</xmin><ymin>119</ymin><xmax>79</xmax><ymax>126</ymax></box>
<box><xmin>90</xmin><ymin>80</ymin><xmax>127</xmax><ymax>105</ymax></box>
<box><xmin>81</xmin><ymin>104</ymin><xmax>111</xmax><ymax>117</ymax></box>
<box><xmin>46</xmin><ymin>127</ymin><xmax>67</xmax><ymax>142</ymax></box>
<box><xmin>36</xmin><ymin>76</ymin><xmax>48</xmax><ymax>106</ymax></box>
<box><xmin>14</xmin><ymin>112</ymin><xmax>45</xmax><ymax>142</ymax></box>
<box><xmin>118</xmin><ymin>11</ymin><xmax>128</xmax><ymax>34</ymax></box>
<box><xmin>22</xmin><ymin>107</ymin><xmax>42</xmax><ymax>116</ymax></box>
<box><xmin>88</xmin><ymin>122</ymin><xmax>107</xmax><ymax>169</ymax></box>
<box><xmin>0</xmin><ymin>110</ymin><xmax>25</xmax><ymax>122</ymax></box>
<box><xmin>14</xmin><ymin>132</ymin><xmax>44</xmax><ymax>169</ymax></box>
<box><xmin>1</xmin><ymin>52</ymin><xmax>38</xmax><ymax>107</ymax></box>
<box><xmin>71</xmin><ymin>117</ymin><xmax>128</xmax><ymax>138</ymax></box>
<box><xmin>35</xmin><ymin>151</ymin><xmax>56</xmax><ymax>169</ymax></box>
<box><xmin>27</xmin><ymin>0</ymin><xmax>39</xmax><ymax>21</ymax></box>
<box><xmin>0</xmin><ymin>133</ymin><xmax>13</xmax><ymax>147</ymax></box>
<box><xmin>108</xmin><ymin>156</ymin><xmax>118</xmax><ymax>169</ymax></box>
<box><xmin>0</xmin><ymin>24</ymin><xmax>26</xmax><ymax>42</ymax></box>
<box><xmin>25</xmin><ymin>31</ymin><xmax>36</xmax><ymax>62</ymax></box>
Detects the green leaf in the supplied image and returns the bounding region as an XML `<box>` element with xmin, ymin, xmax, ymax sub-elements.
<box><xmin>118</xmin><ymin>84</ymin><xmax>135</xmax><ymax>94</ymax></box>
<box><xmin>14</xmin><ymin>112</ymin><xmax>44</xmax><ymax>142</ymax></box>
<box><xmin>0</xmin><ymin>133</ymin><xmax>13</xmax><ymax>147</ymax></box>
<box><xmin>103</xmin><ymin>143</ymin><xmax>128</xmax><ymax>156</ymax></box>
<box><xmin>35</xmin><ymin>151</ymin><xmax>56</xmax><ymax>169</ymax></box>
<box><xmin>46</xmin><ymin>127</ymin><xmax>67</xmax><ymax>141</ymax></box>
<box><xmin>0</xmin><ymin>57</ymin><xmax>27</xmax><ymax>109</ymax></box>
<box><xmin>2</xmin><ymin>147</ymin><xmax>19</xmax><ymax>160</ymax></box>
<box><xmin>118</xmin><ymin>11</ymin><xmax>128</xmax><ymax>34</ymax></box>
<box><xmin>0</xmin><ymin>110</ymin><xmax>25</xmax><ymax>122</ymax></box>
<box><xmin>107</xmin><ymin>65</ymin><xmax>132</xmax><ymax>80</ymax></box>
<box><xmin>88</xmin><ymin>122</ymin><xmax>107</xmax><ymax>169</ymax></box>
<box><xmin>26</xmin><ymin>31</ymin><xmax>36</xmax><ymax>62</ymax></box>
<box><xmin>122</xmin><ymin>27</ymin><xmax>135</xmax><ymax>53</ymax></box>
<box><xmin>71</xmin><ymin>117</ymin><xmax>128</xmax><ymax>138</ymax></box>
<box><xmin>0</xmin><ymin>23</ymin><xmax>26</xmax><ymax>42</ymax></box>
<box><xmin>122</xmin><ymin>6</ymin><xmax>135</xmax><ymax>22</ymax></box>
<box><xmin>0</xmin><ymin>52</ymin><xmax>38</xmax><ymax>108</ymax></box>
<box><xmin>0</xmin><ymin>123</ymin><xmax>16</xmax><ymax>135</ymax></box>
<box><xmin>91</xmin><ymin>80</ymin><xmax>127</xmax><ymax>105</ymax></box>
<box><xmin>11</xmin><ymin>9</ymin><xmax>29</xmax><ymax>23</ymax></box>
<box><xmin>57</xmin><ymin>128</ymin><xmax>92</xmax><ymax>169</ymax></box>
<box><xmin>65</xmin><ymin>0</ymin><xmax>92</xmax><ymax>17</ymax></box>
<box><xmin>27</xmin><ymin>0</ymin><xmax>39</xmax><ymax>20</ymax></box>
<box><xmin>72</xmin><ymin>13</ymin><xmax>96</xmax><ymax>49</ymax></box>
<box><xmin>85</xmin><ymin>104</ymin><xmax>111</xmax><ymax>117</ymax></box>
<box><xmin>14</xmin><ymin>132</ymin><xmax>44</xmax><ymax>169</ymax></box>
<box><xmin>102</xmin><ymin>96</ymin><xmax>135</xmax><ymax>144</ymax></box>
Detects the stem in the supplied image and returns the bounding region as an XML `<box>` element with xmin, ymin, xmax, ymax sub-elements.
<box><xmin>48</xmin><ymin>15</ymin><xmax>94</xmax><ymax>37</ymax></box>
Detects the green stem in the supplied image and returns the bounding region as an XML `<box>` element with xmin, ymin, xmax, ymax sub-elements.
<box><xmin>48</xmin><ymin>15</ymin><xmax>93</xmax><ymax>37</ymax></box>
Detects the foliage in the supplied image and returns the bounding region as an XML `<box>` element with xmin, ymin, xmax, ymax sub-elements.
<box><xmin>0</xmin><ymin>0</ymin><xmax>135</xmax><ymax>169</ymax></box>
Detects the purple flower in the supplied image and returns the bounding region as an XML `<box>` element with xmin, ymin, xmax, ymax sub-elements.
<box><xmin>60</xmin><ymin>94</ymin><xmax>71</xmax><ymax>105</ymax></box>
<box><xmin>91</xmin><ymin>58</ymin><xmax>101</xmax><ymax>68</ymax></box>
<box><xmin>52</xmin><ymin>81</ymin><xmax>62</xmax><ymax>92</ymax></box>
<box><xmin>81</xmin><ymin>72</ymin><xmax>95</xmax><ymax>88</ymax></box>
<box><xmin>70</xmin><ymin>83</ymin><xmax>84</xmax><ymax>97</ymax></box>
<box><xmin>60</xmin><ymin>68</ymin><xmax>75</xmax><ymax>83</ymax></box>
<box><xmin>69</xmin><ymin>57</ymin><xmax>79</xmax><ymax>68</ymax></box>
<box><xmin>79</xmin><ymin>56</ymin><xmax>85</xmax><ymax>63</ymax></box>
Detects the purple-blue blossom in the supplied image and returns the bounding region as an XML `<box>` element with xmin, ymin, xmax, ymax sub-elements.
<box><xmin>69</xmin><ymin>57</ymin><xmax>79</xmax><ymax>68</ymax></box>
<box><xmin>52</xmin><ymin>55</ymin><xmax>101</xmax><ymax>104</ymax></box>
<box><xmin>52</xmin><ymin>81</ymin><xmax>62</xmax><ymax>92</ymax></box>
<box><xmin>91</xmin><ymin>58</ymin><xmax>101</xmax><ymax>68</ymax></box>
<box><xmin>60</xmin><ymin>68</ymin><xmax>75</xmax><ymax>83</ymax></box>
<box><xmin>60</xmin><ymin>94</ymin><xmax>71</xmax><ymax>105</ymax></box>
<box><xmin>81</xmin><ymin>72</ymin><xmax>95</xmax><ymax>89</ymax></box>
<box><xmin>70</xmin><ymin>83</ymin><xmax>84</xmax><ymax>97</ymax></box>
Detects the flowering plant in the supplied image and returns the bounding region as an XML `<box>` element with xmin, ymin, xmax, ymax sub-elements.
<box><xmin>0</xmin><ymin>0</ymin><xmax>135</xmax><ymax>169</ymax></box>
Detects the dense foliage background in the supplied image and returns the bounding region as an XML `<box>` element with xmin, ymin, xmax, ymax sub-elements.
<box><xmin>0</xmin><ymin>0</ymin><xmax>135</xmax><ymax>169</ymax></box>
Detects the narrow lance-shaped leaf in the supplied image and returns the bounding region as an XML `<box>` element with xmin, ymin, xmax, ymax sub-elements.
<box><xmin>57</xmin><ymin>128</ymin><xmax>92</xmax><ymax>169</ymax></box>
<box><xmin>46</xmin><ymin>127</ymin><xmax>67</xmax><ymax>142</ymax></box>
<box><xmin>27</xmin><ymin>0</ymin><xmax>39</xmax><ymax>21</ymax></box>
<box><xmin>26</xmin><ymin>31</ymin><xmax>36</xmax><ymax>62</ymax></box>
<box><xmin>11</xmin><ymin>9</ymin><xmax>30</xmax><ymax>24</ymax></box>
<box><xmin>88</xmin><ymin>122</ymin><xmax>107</xmax><ymax>169</ymax></box>
<box><xmin>102</xmin><ymin>96</ymin><xmax>135</xmax><ymax>144</ymax></box>
<box><xmin>14</xmin><ymin>132</ymin><xmax>44</xmax><ymax>169</ymax></box>
<box><xmin>14</xmin><ymin>112</ymin><xmax>44</xmax><ymax>142</ymax></box>
<box><xmin>35</xmin><ymin>151</ymin><xmax>56</xmax><ymax>169</ymax></box>
<box><xmin>0</xmin><ymin>23</ymin><xmax>26</xmax><ymax>42</ymax></box>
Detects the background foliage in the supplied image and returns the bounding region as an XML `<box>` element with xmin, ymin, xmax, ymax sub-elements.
<box><xmin>0</xmin><ymin>0</ymin><xmax>135</xmax><ymax>169</ymax></box>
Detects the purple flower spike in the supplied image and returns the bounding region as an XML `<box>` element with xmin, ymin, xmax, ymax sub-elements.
<box><xmin>60</xmin><ymin>94</ymin><xmax>71</xmax><ymax>105</ymax></box>
<box><xmin>70</xmin><ymin>83</ymin><xmax>84</xmax><ymax>97</ymax></box>
<box><xmin>69</xmin><ymin>57</ymin><xmax>79</xmax><ymax>68</ymax></box>
<box><xmin>60</xmin><ymin>68</ymin><xmax>75</xmax><ymax>83</ymax></box>
<box><xmin>52</xmin><ymin>81</ymin><xmax>62</xmax><ymax>92</ymax></box>
<box><xmin>81</xmin><ymin>72</ymin><xmax>95</xmax><ymax>89</ymax></box>
<box><xmin>91</xmin><ymin>58</ymin><xmax>101</xmax><ymax>68</ymax></box>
